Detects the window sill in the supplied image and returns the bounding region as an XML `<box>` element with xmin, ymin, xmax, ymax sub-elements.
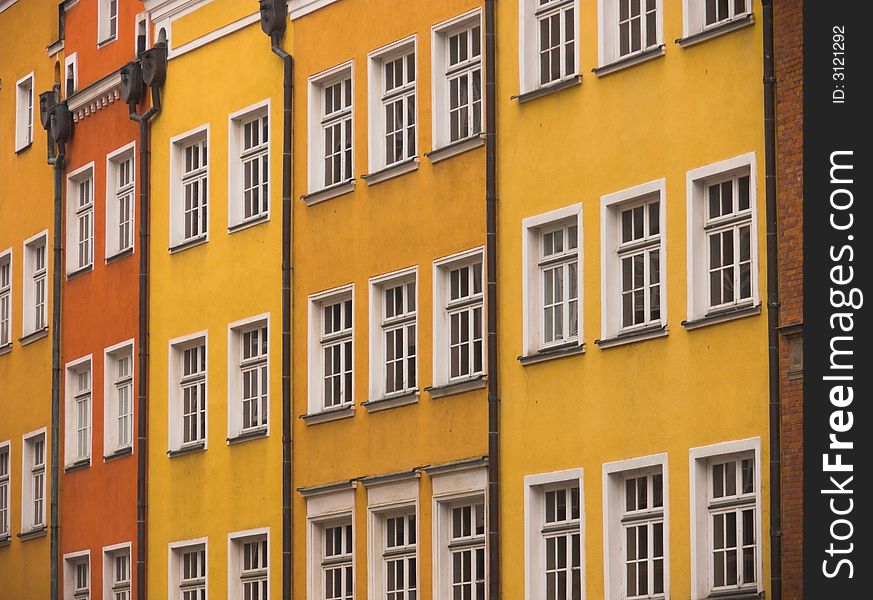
<box><xmin>169</xmin><ymin>235</ymin><xmax>208</xmax><ymax>254</ymax></box>
<box><xmin>17</xmin><ymin>526</ymin><xmax>47</xmax><ymax>541</ymax></box>
<box><xmin>0</xmin><ymin>343</ymin><xmax>11</xmax><ymax>356</ymax></box>
<box><xmin>227</xmin><ymin>427</ymin><xmax>268</xmax><ymax>445</ymax></box>
<box><xmin>362</xmin><ymin>158</ymin><xmax>419</xmax><ymax>186</ymax></box>
<box><xmin>103</xmin><ymin>446</ymin><xmax>133</xmax><ymax>462</ymax></box>
<box><xmin>362</xmin><ymin>391</ymin><xmax>419</xmax><ymax>413</ymax></box>
<box><xmin>301</xmin><ymin>405</ymin><xmax>355</xmax><ymax>425</ymax></box>
<box><xmin>168</xmin><ymin>442</ymin><xmax>206</xmax><ymax>457</ymax></box>
<box><xmin>228</xmin><ymin>214</ymin><xmax>270</xmax><ymax>234</ymax></box>
<box><xmin>426</xmin><ymin>135</ymin><xmax>485</xmax><ymax>164</ymax></box>
<box><xmin>705</xmin><ymin>589</ymin><xmax>763</xmax><ymax>600</ymax></box>
<box><xmin>64</xmin><ymin>458</ymin><xmax>91</xmax><ymax>472</ymax></box>
<box><xmin>512</xmin><ymin>74</ymin><xmax>581</xmax><ymax>104</ymax></box>
<box><xmin>66</xmin><ymin>264</ymin><xmax>94</xmax><ymax>280</ymax></box>
<box><xmin>97</xmin><ymin>35</ymin><xmax>118</xmax><ymax>49</ymax></box>
<box><xmin>425</xmin><ymin>375</ymin><xmax>486</xmax><ymax>399</ymax></box>
<box><xmin>0</xmin><ymin>534</ymin><xmax>10</xmax><ymax>547</ymax></box>
<box><xmin>676</xmin><ymin>14</ymin><xmax>755</xmax><ymax>48</ymax></box>
<box><xmin>302</xmin><ymin>179</ymin><xmax>356</xmax><ymax>206</ymax></box>
<box><xmin>518</xmin><ymin>342</ymin><xmax>585</xmax><ymax>366</ymax></box>
<box><xmin>592</xmin><ymin>45</ymin><xmax>666</xmax><ymax>77</ymax></box>
<box><xmin>682</xmin><ymin>304</ymin><xmax>761</xmax><ymax>330</ymax></box>
<box><xmin>14</xmin><ymin>142</ymin><xmax>33</xmax><ymax>155</ymax></box>
<box><xmin>19</xmin><ymin>328</ymin><xmax>49</xmax><ymax>346</ymax></box>
<box><xmin>105</xmin><ymin>247</ymin><xmax>134</xmax><ymax>264</ymax></box>
<box><xmin>595</xmin><ymin>324</ymin><xmax>668</xmax><ymax>349</ymax></box>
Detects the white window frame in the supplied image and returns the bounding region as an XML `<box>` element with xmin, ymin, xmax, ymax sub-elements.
<box><xmin>0</xmin><ymin>249</ymin><xmax>12</xmax><ymax>348</ymax></box>
<box><xmin>169</xmin><ymin>126</ymin><xmax>210</xmax><ymax>249</ymax></box>
<box><xmin>305</xmin><ymin>487</ymin><xmax>355</xmax><ymax>600</ymax></box>
<box><xmin>365</xmin><ymin>478</ymin><xmax>419</xmax><ymax>600</ymax></box>
<box><xmin>681</xmin><ymin>0</ymin><xmax>752</xmax><ymax>38</ymax></box>
<box><xmin>308</xmin><ymin>62</ymin><xmax>355</xmax><ymax>195</ymax></box>
<box><xmin>65</xmin><ymin>53</ymin><xmax>79</xmax><ymax>97</ymax></box>
<box><xmin>228</xmin><ymin>100</ymin><xmax>271</xmax><ymax>230</ymax></box>
<box><xmin>686</xmin><ymin>153</ymin><xmax>759</xmax><ymax>322</ymax></box>
<box><xmin>135</xmin><ymin>12</ymin><xmax>150</xmax><ymax>55</ymax></box>
<box><xmin>431</xmin><ymin>465</ymin><xmax>487</xmax><ymax>600</ymax></box>
<box><xmin>15</xmin><ymin>72</ymin><xmax>34</xmax><ymax>151</ymax></box>
<box><xmin>518</xmin><ymin>0</ymin><xmax>579</xmax><ymax>94</ymax></box>
<box><xmin>522</xmin><ymin>205</ymin><xmax>583</xmax><ymax>356</ymax></box>
<box><xmin>104</xmin><ymin>339</ymin><xmax>135</xmax><ymax>457</ymax></box>
<box><xmin>227</xmin><ymin>314</ymin><xmax>271</xmax><ymax>440</ymax></box>
<box><xmin>600</xmin><ymin>179</ymin><xmax>667</xmax><ymax>341</ymax></box>
<box><xmin>98</xmin><ymin>0</ymin><xmax>119</xmax><ymax>45</ymax></box>
<box><xmin>65</xmin><ymin>355</ymin><xmax>94</xmax><ymax>466</ymax></box>
<box><xmin>66</xmin><ymin>162</ymin><xmax>96</xmax><ymax>274</ymax></box>
<box><xmin>602</xmin><ymin>454</ymin><xmax>669</xmax><ymax>600</ymax></box>
<box><xmin>524</xmin><ymin>468</ymin><xmax>585</xmax><ymax>600</ymax></box>
<box><xmin>368</xmin><ymin>267</ymin><xmax>418</xmax><ymax>402</ymax></box>
<box><xmin>21</xmin><ymin>428</ymin><xmax>47</xmax><ymax>532</ymax></box>
<box><xmin>168</xmin><ymin>538</ymin><xmax>209</xmax><ymax>600</ymax></box>
<box><xmin>689</xmin><ymin>438</ymin><xmax>762</xmax><ymax>599</ymax></box>
<box><xmin>64</xmin><ymin>549</ymin><xmax>92</xmax><ymax>600</ymax></box>
<box><xmin>431</xmin><ymin>10</ymin><xmax>484</xmax><ymax>151</ymax></box>
<box><xmin>597</xmin><ymin>0</ymin><xmax>664</xmax><ymax>67</ymax></box>
<box><xmin>367</xmin><ymin>36</ymin><xmax>418</xmax><ymax>173</ymax></box>
<box><xmin>307</xmin><ymin>285</ymin><xmax>354</xmax><ymax>415</ymax></box>
<box><xmin>22</xmin><ymin>231</ymin><xmax>48</xmax><ymax>337</ymax></box>
<box><xmin>103</xmin><ymin>541</ymin><xmax>132</xmax><ymax>600</ymax></box>
<box><xmin>168</xmin><ymin>331</ymin><xmax>209</xmax><ymax>452</ymax></box>
<box><xmin>228</xmin><ymin>528</ymin><xmax>270</xmax><ymax>600</ymax></box>
<box><xmin>0</xmin><ymin>440</ymin><xmax>10</xmax><ymax>539</ymax></box>
<box><xmin>105</xmin><ymin>142</ymin><xmax>136</xmax><ymax>260</ymax></box>
<box><xmin>432</xmin><ymin>248</ymin><xmax>485</xmax><ymax>387</ymax></box>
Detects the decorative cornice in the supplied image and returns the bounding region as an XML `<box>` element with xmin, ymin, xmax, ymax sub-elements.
<box><xmin>67</xmin><ymin>72</ymin><xmax>123</xmax><ymax>122</ymax></box>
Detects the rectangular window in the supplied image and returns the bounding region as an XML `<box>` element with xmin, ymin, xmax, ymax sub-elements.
<box><xmin>99</xmin><ymin>0</ymin><xmax>119</xmax><ymax>43</ymax></box>
<box><xmin>383</xmin><ymin>513</ymin><xmax>417</xmax><ymax>600</ymax></box>
<box><xmin>320</xmin><ymin>74</ymin><xmax>353</xmax><ymax>188</ymax></box>
<box><xmin>170</xmin><ymin>129</ymin><xmax>210</xmax><ymax>249</ymax></box>
<box><xmin>65</xmin><ymin>53</ymin><xmax>78</xmax><ymax>97</ymax></box>
<box><xmin>22</xmin><ymin>431</ymin><xmax>46</xmax><ymax>530</ymax></box>
<box><xmin>106</xmin><ymin>144</ymin><xmax>136</xmax><ymax>258</ymax></box>
<box><xmin>242</xmin><ymin>114</ymin><xmax>270</xmax><ymax>221</ymax></box>
<box><xmin>23</xmin><ymin>233</ymin><xmax>48</xmax><ymax>336</ymax></box>
<box><xmin>309</xmin><ymin>287</ymin><xmax>354</xmax><ymax>413</ymax></box>
<box><xmin>105</xmin><ymin>343</ymin><xmax>134</xmax><ymax>455</ymax></box>
<box><xmin>104</xmin><ymin>546</ymin><xmax>131</xmax><ymax>600</ymax></box>
<box><xmin>15</xmin><ymin>74</ymin><xmax>34</xmax><ymax>151</ymax></box>
<box><xmin>65</xmin><ymin>357</ymin><xmax>93</xmax><ymax>465</ymax></box>
<box><xmin>450</xmin><ymin>502</ymin><xmax>486</xmax><ymax>599</ymax></box>
<box><xmin>537</xmin><ymin>0</ymin><xmax>576</xmax><ymax>86</ymax></box>
<box><xmin>369</xmin><ymin>271</ymin><xmax>417</xmax><ymax>401</ymax></box>
<box><xmin>618</xmin><ymin>0</ymin><xmax>658</xmax><ymax>57</ymax></box>
<box><xmin>0</xmin><ymin>443</ymin><xmax>9</xmax><ymax>538</ymax></box>
<box><xmin>181</xmin><ymin>344</ymin><xmax>207</xmax><ymax>445</ymax></box>
<box><xmin>65</xmin><ymin>553</ymin><xmax>91</xmax><ymax>600</ymax></box>
<box><xmin>369</xmin><ymin>39</ymin><xmax>417</xmax><ymax>172</ymax></box>
<box><xmin>323</xmin><ymin>522</ymin><xmax>354</xmax><ymax>600</ymax></box>
<box><xmin>1</xmin><ymin>251</ymin><xmax>11</xmax><ymax>347</ymax></box>
<box><xmin>241</xmin><ymin>325</ymin><xmax>269</xmax><ymax>432</ymax></box>
<box><xmin>179</xmin><ymin>546</ymin><xmax>207</xmax><ymax>600</ymax></box>
<box><xmin>539</xmin><ymin>224</ymin><xmax>579</xmax><ymax>346</ymax></box>
<box><xmin>705</xmin><ymin>0</ymin><xmax>748</xmax><ymax>27</ymax></box>
<box><xmin>66</xmin><ymin>165</ymin><xmax>95</xmax><ymax>273</ymax></box>
<box><xmin>229</xmin><ymin>532</ymin><xmax>269</xmax><ymax>600</ymax></box>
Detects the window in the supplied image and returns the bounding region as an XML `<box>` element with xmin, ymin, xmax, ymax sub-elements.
<box><xmin>228</xmin><ymin>317</ymin><xmax>269</xmax><ymax>439</ymax></box>
<box><xmin>308</xmin><ymin>287</ymin><xmax>354</xmax><ymax>413</ymax></box>
<box><xmin>306</xmin><ymin>486</ymin><xmax>355</xmax><ymax>600</ymax></box>
<box><xmin>229</xmin><ymin>531</ymin><xmax>269</xmax><ymax>600</ymax></box>
<box><xmin>103</xmin><ymin>545</ymin><xmax>131</xmax><ymax>600</ymax></box>
<box><xmin>308</xmin><ymin>64</ymin><xmax>353</xmax><ymax>193</ymax></box>
<box><xmin>65</xmin><ymin>53</ymin><xmax>78</xmax><ymax>97</ymax></box>
<box><xmin>365</xmin><ymin>478</ymin><xmax>418</xmax><ymax>600</ymax></box>
<box><xmin>522</xmin><ymin>206</ymin><xmax>582</xmax><ymax>356</ymax></box>
<box><xmin>600</xmin><ymin>180</ymin><xmax>666</xmax><ymax>342</ymax></box>
<box><xmin>704</xmin><ymin>0</ymin><xmax>749</xmax><ymax>27</ymax></box>
<box><xmin>1</xmin><ymin>251</ymin><xmax>11</xmax><ymax>348</ymax></box>
<box><xmin>323</xmin><ymin>522</ymin><xmax>354</xmax><ymax>600</ymax></box>
<box><xmin>0</xmin><ymin>442</ymin><xmax>9</xmax><ymax>538</ymax></box>
<box><xmin>170</xmin><ymin>541</ymin><xmax>208</xmax><ymax>600</ymax></box>
<box><xmin>170</xmin><ymin>128</ymin><xmax>209</xmax><ymax>248</ymax></box>
<box><xmin>23</xmin><ymin>232</ymin><xmax>48</xmax><ymax>337</ymax></box>
<box><xmin>519</xmin><ymin>0</ymin><xmax>578</xmax><ymax>93</ymax></box>
<box><xmin>21</xmin><ymin>430</ymin><xmax>46</xmax><ymax>531</ymax></box>
<box><xmin>65</xmin><ymin>552</ymin><xmax>91</xmax><ymax>600</ymax></box>
<box><xmin>383</xmin><ymin>513</ymin><xmax>417</xmax><ymax>600</ymax></box>
<box><xmin>449</xmin><ymin>502</ymin><xmax>486</xmax><ymax>599</ymax></box>
<box><xmin>603</xmin><ymin>455</ymin><xmax>668</xmax><ymax>599</ymax></box>
<box><xmin>168</xmin><ymin>333</ymin><xmax>208</xmax><ymax>452</ymax></box>
<box><xmin>368</xmin><ymin>39</ymin><xmax>417</xmax><ymax>172</ymax></box>
<box><xmin>432</xmin><ymin>249</ymin><xmax>484</xmax><ymax>387</ymax></box>
<box><xmin>524</xmin><ymin>469</ymin><xmax>584</xmax><ymax>600</ymax></box>
<box><xmin>104</xmin><ymin>342</ymin><xmax>134</xmax><ymax>456</ymax></box>
<box><xmin>65</xmin><ymin>357</ymin><xmax>93</xmax><ymax>465</ymax></box>
<box><xmin>599</xmin><ymin>0</ymin><xmax>662</xmax><ymax>67</ymax></box>
<box><xmin>99</xmin><ymin>0</ymin><xmax>119</xmax><ymax>43</ymax></box>
<box><xmin>432</xmin><ymin>13</ymin><xmax>482</xmax><ymax>151</ymax></box>
<box><xmin>686</xmin><ymin>154</ymin><xmax>758</xmax><ymax>323</ymax></box>
<box><xmin>67</xmin><ymin>164</ymin><xmax>95</xmax><ymax>273</ymax></box>
<box><xmin>229</xmin><ymin>103</ymin><xmax>270</xmax><ymax>228</ymax></box>
<box><xmin>106</xmin><ymin>143</ymin><xmax>136</xmax><ymax>259</ymax></box>
<box><xmin>690</xmin><ymin>439</ymin><xmax>761</xmax><ymax>599</ymax></box>
<box><xmin>369</xmin><ymin>270</ymin><xmax>417</xmax><ymax>401</ymax></box>
<box><xmin>682</xmin><ymin>0</ymin><xmax>751</xmax><ymax>38</ymax></box>
<box><xmin>15</xmin><ymin>73</ymin><xmax>34</xmax><ymax>151</ymax></box>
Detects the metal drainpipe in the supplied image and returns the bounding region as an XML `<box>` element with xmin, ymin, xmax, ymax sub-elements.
<box><xmin>268</xmin><ymin>30</ymin><xmax>294</xmax><ymax>600</ymax></box>
<box><xmin>129</xmin><ymin>83</ymin><xmax>162</xmax><ymax>600</ymax></box>
<box><xmin>761</xmin><ymin>1</ymin><xmax>782</xmax><ymax>599</ymax></box>
<box><xmin>484</xmin><ymin>1</ymin><xmax>500</xmax><ymax>599</ymax></box>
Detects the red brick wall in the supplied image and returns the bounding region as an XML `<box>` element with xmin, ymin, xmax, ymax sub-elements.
<box><xmin>775</xmin><ymin>0</ymin><xmax>804</xmax><ymax>598</ymax></box>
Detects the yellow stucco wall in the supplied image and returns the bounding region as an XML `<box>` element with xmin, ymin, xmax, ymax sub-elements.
<box><xmin>0</xmin><ymin>0</ymin><xmax>60</xmax><ymax>596</ymax></box>
<box><xmin>146</xmin><ymin>3</ymin><xmax>284</xmax><ymax>597</ymax></box>
<box><xmin>496</xmin><ymin>1</ymin><xmax>770</xmax><ymax>599</ymax></box>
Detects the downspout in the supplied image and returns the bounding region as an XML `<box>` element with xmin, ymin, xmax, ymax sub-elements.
<box><xmin>484</xmin><ymin>1</ymin><xmax>500</xmax><ymax>600</ymax></box>
<box><xmin>129</xmin><ymin>81</ymin><xmax>162</xmax><ymax>600</ymax></box>
<box><xmin>761</xmin><ymin>2</ymin><xmax>781</xmax><ymax>599</ymax></box>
